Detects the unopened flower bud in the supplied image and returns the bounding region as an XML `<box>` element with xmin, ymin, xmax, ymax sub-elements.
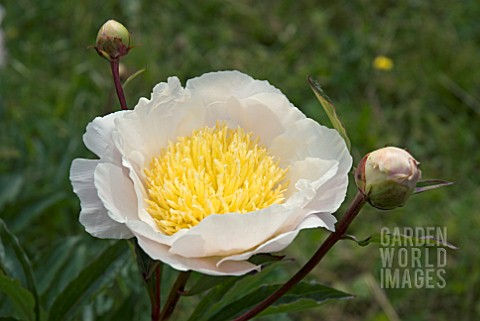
<box><xmin>355</xmin><ymin>147</ymin><xmax>421</xmax><ymax>210</ymax></box>
<box><xmin>95</xmin><ymin>20</ymin><xmax>131</xmax><ymax>60</ymax></box>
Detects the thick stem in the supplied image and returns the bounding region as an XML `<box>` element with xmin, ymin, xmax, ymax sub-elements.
<box><xmin>109</xmin><ymin>58</ymin><xmax>128</xmax><ymax>110</ymax></box>
<box><xmin>143</xmin><ymin>262</ymin><xmax>162</xmax><ymax>321</ymax></box>
<box><xmin>159</xmin><ymin>271</ymin><xmax>191</xmax><ymax>321</ymax></box>
<box><xmin>148</xmin><ymin>263</ymin><xmax>162</xmax><ymax>321</ymax></box>
<box><xmin>233</xmin><ymin>192</ymin><xmax>367</xmax><ymax>321</ymax></box>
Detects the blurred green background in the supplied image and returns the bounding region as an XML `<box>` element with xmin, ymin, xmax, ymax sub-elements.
<box><xmin>1</xmin><ymin>0</ymin><xmax>479</xmax><ymax>320</ymax></box>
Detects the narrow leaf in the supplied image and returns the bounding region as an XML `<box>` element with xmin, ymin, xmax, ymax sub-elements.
<box><xmin>414</xmin><ymin>179</ymin><xmax>454</xmax><ymax>194</ymax></box>
<box><xmin>184</xmin><ymin>254</ymin><xmax>284</xmax><ymax>297</ymax></box>
<box><xmin>35</xmin><ymin>237</ymin><xmax>81</xmax><ymax>295</ymax></box>
<box><xmin>344</xmin><ymin>233</ymin><xmax>458</xmax><ymax>249</ymax></box>
<box><xmin>187</xmin><ymin>278</ymin><xmax>239</xmax><ymax>321</ymax></box>
<box><xmin>308</xmin><ymin>76</ymin><xmax>351</xmax><ymax>150</ymax></box>
<box><xmin>0</xmin><ymin>174</ymin><xmax>23</xmax><ymax>211</ymax></box>
<box><xmin>0</xmin><ymin>219</ymin><xmax>40</xmax><ymax>321</ymax></box>
<box><xmin>261</xmin><ymin>282</ymin><xmax>353</xmax><ymax>316</ymax></box>
<box><xmin>123</xmin><ymin>68</ymin><xmax>146</xmax><ymax>88</ymax></box>
<box><xmin>182</xmin><ymin>274</ymin><xmax>235</xmax><ymax>297</ymax></box>
<box><xmin>0</xmin><ymin>273</ymin><xmax>35</xmax><ymax>321</ymax></box>
<box><xmin>207</xmin><ymin>282</ymin><xmax>352</xmax><ymax>321</ymax></box>
<box><xmin>188</xmin><ymin>255</ymin><xmax>289</xmax><ymax>321</ymax></box>
<box><xmin>49</xmin><ymin>241</ymin><xmax>129</xmax><ymax>321</ymax></box>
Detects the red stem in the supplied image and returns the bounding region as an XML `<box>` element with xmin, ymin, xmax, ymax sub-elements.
<box><xmin>233</xmin><ymin>192</ymin><xmax>367</xmax><ymax>321</ymax></box>
<box><xmin>150</xmin><ymin>264</ymin><xmax>161</xmax><ymax>321</ymax></box>
<box><xmin>109</xmin><ymin>59</ymin><xmax>128</xmax><ymax>110</ymax></box>
<box><xmin>159</xmin><ymin>271</ymin><xmax>191</xmax><ymax>321</ymax></box>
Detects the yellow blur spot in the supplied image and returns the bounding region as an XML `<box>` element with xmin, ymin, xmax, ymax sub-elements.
<box><xmin>144</xmin><ymin>123</ymin><xmax>288</xmax><ymax>235</ymax></box>
<box><xmin>373</xmin><ymin>55</ymin><xmax>394</xmax><ymax>71</ymax></box>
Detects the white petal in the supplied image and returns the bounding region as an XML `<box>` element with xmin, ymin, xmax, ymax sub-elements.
<box><xmin>186</xmin><ymin>70</ymin><xmax>283</xmax><ymax>103</ymax></box>
<box><xmin>151</xmin><ymin>76</ymin><xmax>187</xmax><ymax>102</ymax></box>
<box><xmin>83</xmin><ymin>111</ymin><xmax>130</xmax><ymax>164</ymax></box>
<box><xmin>202</xmin><ymin>96</ymin><xmax>306</xmax><ymax>147</ymax></box>
<box><xmin>70</xmin><ymin>159</ymin><xmax>133</xmax><ymax>239</ymax></box>
<box><xmin>114</xmin><ymin>97</ymin><xmax>205</xmax><ymax>170</ymax></box>
<box><xmin>133</xmin><ymin>227</ymin><xmax>259</xmax><ymax>276</ymax></box>
<box><xmin>305</xmin><ymin>173</ymin><xmax>350</xmax><ymax>214</ymax></box>
<box><xmin>126</xmin><ymin>220</ymin><xmax>187</xmax><ymax>247</ymax></box>
<box><xmin>218</xmin><ymin>213</ymin><xmax>335</xmax><ymax>265</ymax></box>
<box><xmin>269</xmin><ymin>118</ymin><xmax>352</xmax><ymax>175</ymax></box>
<box><xmin>119</xmin><ymin>154</ymin><xmax>158</xmax><ymax>230</ymax></box>
<box><xmin>93</xmin><ymin>163</ymin><xmax>139</xmax><ymax>223</ymax></box>
<box><xmin>169</xmin><ymin>205</ymin><xmax>298</xmax><ymax>258</ymax></box>
<box><xmin>284</xmin><ymin>158</ymin><xmax>339</xmax><ymax>207</ymax></box>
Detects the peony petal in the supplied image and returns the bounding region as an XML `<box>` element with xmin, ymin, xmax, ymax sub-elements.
<box><xmin>204</xmin><ymin>97</ymin><xmax>286</xmax><ymax>147</ymax></box>
<box><xmin>169</xmin><ymin>205</ymin><xmax>298</xmax><ymax>258</ymax></box>
<box><xmin>70</xmin><ymin>159</ymin><xmax>133</xmax><ymax>239</ymax></box>
<box><xmin>269</xmin><ymin>118</ymin><xmax>352</xmax><ymax>174</ymax></box>
<box><xmin>126</xmin><ymin>220</ymin><xmax>187</xmax><ymax>247</ymax></box>
<box><xmin>305</xmin><ymin>174</ymin><xmax>350</xmax><ymax>214</ymax></box>
<box><xmin>83</xmin><ymin>111</ymin><xmax>131</xmax><ymax>164</ymax></box>
<box><xmin>151</xmin><ymin>76</ymin><xmax>187</xmax><ymax>102</ymax></box>
<box><xmin>133</xmin><ymin>227</ymin><xmax>259</xmax><ymax>276</ymax></box>
<box><xmin>284</xmin><ymin>158</ymin><xmax>339</xmax><ymax>207</ymax></box>
<box><xmin>93</xmin><ymin>162</ymin><xmax>139</xmax><ymax>224</ymax></box>
<box><xmin>218</xmin><ymin>213</ymin><xmax>335</xmax><ymax>265</ymax></box>
<box><xmin>114</xmin><ymin>96</ymin><xmax>205</xmax><ymax>169</ymax></box>
<box><xmin>186</xmin><ymin>70</ymin><xmax>283</xmax><ymax>103</ymax></box>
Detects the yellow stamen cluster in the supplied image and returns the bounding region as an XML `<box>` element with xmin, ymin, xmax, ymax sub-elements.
<box><xmin>144</xmin><ymin>123</ymin><xmax>288</xmax><ymax>235</ymax></box>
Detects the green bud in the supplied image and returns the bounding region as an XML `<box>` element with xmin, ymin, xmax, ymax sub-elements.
<box><xmin>95</xmin><ymin>20</ymin><xmax>131</xmax><ymax>60</ymax></box>
<box><xmin>355</xmin><ymin>147</ymin><xmax>421</xmax><ymax>210</ymax></box>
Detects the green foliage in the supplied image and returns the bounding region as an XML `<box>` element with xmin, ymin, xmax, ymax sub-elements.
<box><xmin>1</xmin><ymin>0</ymin><xmax>479</xmax><ymax>320</ymax></box>
<box><xmin>0</xmin><ymin>273</ymin><xmax>35</xmax><ymax>321</ymax></box>
<box><xmin>49</xmin><ymin>241</ymin><xmax>129</xmax><ymax>321</ymax></box>
<box><xmin>0</xmin><ymin>220</ymin><xmax>39</xmax><ymax>320</ymax></box>
<box><xmin>207</xmin><ymin>282</ymin><xmax>352</xmax><ymax>321</ymax></box>
<box><xmin>308</xmin><ymin>76</ymin><xmax>351</xmax><ymax>150</ymax></box>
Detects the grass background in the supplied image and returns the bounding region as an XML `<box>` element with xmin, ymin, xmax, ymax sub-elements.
<box><xmin>1</xmin><ymin>0</ymin><xmax>479</xmax><ymax>320</ymax></box>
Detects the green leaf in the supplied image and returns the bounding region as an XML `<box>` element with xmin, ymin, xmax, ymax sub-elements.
<box><xmin>248</xmin><ymin>253</ymin><xmax>286</xmax><ymax>266</ymax></box>
<box><xmin>261</xmin><ymin>282</ymin><xmax>353</xmax><ymax>316</ymax></box>
<box><xmin>11</xmin><ymin>192</ymin><xmax>67</xmax><ymax>233</ymax></box>
<box><xmin>35</xmin><ymin>237</ymin><xmax>81</xmax><ymax>296</ymax></box>
<box><xmin>129</xmin><ymin>239</ymin><xmax>160</xmax><ymax>280</ymax></box>
<box><xmin>0</xmin><ymin>273</ymin><xmax>35</xmax><ymax>321</ymax></box>
<box><xmin>48</xmin><ymin>241</ymin><xmax>129</xmax><ymax>321</ymax></box>
<box><xmin>187</xmin><ymin>255</ymin><xmax>289</xmax><ymax>321</ymax></box>
<box><xmin>183</xmin><ymin>274</ymin><xmax>235</xmax><ymax>297</ymax></box>
<box><xmin>308</xmin><ymin>76</ymin><xmax>351</xmax><ymax>150</ymax></box>
<box><xmin>123</xmin><ymin>68</ymin><xmax>146</xmax><ymax>88</ymax></box>
<box><xmin>207</xmin><ymin>282</ymin><xmax>352</xmax><ymax>320</ymax></box>
<box><xmin>414</xmin><ymin>179</ymin><xmax>454</xmax><ymax>194</ymax></box>
<box><xmin>0</xmin><ymin>174</ymin><xmax>23</xmax><ymax>211</ymax></box>
<box><xmin>187</xmin><ymin>278</ymin><xmax>239</xmax><ymax>321</ymax></box>
<box><xmin>0</xmin><ymin>219</ymin><xmax>39</xmax><ymax>321</ymax></box>
<box><xmin>344</xmin><ymin>233</ymin><xmax>458</xmax><ymax>249</ymax></box>
<box><xmin>184</xmin><ymin>254</ymin><xmax>284</xmax><ymax>297</ymax></box>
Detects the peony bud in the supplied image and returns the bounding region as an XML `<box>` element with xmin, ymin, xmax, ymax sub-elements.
<box><xmin>95</xmin><ymin>20</ymin><xmax>131</xmax><ymax>60</ymax></box>
<box><xmin>355</xmin><ymin>147</ymin><xmax>421</xmax><ymax>210</ymax></box>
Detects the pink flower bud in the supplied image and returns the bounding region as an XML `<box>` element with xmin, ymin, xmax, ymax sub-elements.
<box><xmin>355</xmin><ymin>147</ymin><xmax>421</xmax><ymax>210</ymax></box>
<box><xmin>95</xmin><ymin>20</ymin><xmax>131</xmax><ymax>60</ymax></box>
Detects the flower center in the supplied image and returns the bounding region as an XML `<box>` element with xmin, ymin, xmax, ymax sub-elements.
<box><xmin>144</xmin><ymin>123</ymin><xmax>288</xmax><ymax>235</ymax></box>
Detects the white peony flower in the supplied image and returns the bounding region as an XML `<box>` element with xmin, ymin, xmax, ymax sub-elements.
<box><xmin>70</xmin><ymin>71</ymin><xmax>352</xmax><ymax>276</ymax></box>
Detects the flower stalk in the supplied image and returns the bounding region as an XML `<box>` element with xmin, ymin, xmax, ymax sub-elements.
<box><xmin>233</xmin><ymin>192</ymin><xmax>367</xmax><ymax>321</ymax></box>
<box><xmin>159</xmin><ymin>271</ymin><xmax>191</xmax><ymax>321</ymax></box>
<box><xmin>146</xmin><ymin>263</ymin><xmax>162</xmax><ymax>321</ymax></box>
<box><xmin>109</xmin><ymin>58</ymin><xmax>128</xmax><ymax>110</ymax></box>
